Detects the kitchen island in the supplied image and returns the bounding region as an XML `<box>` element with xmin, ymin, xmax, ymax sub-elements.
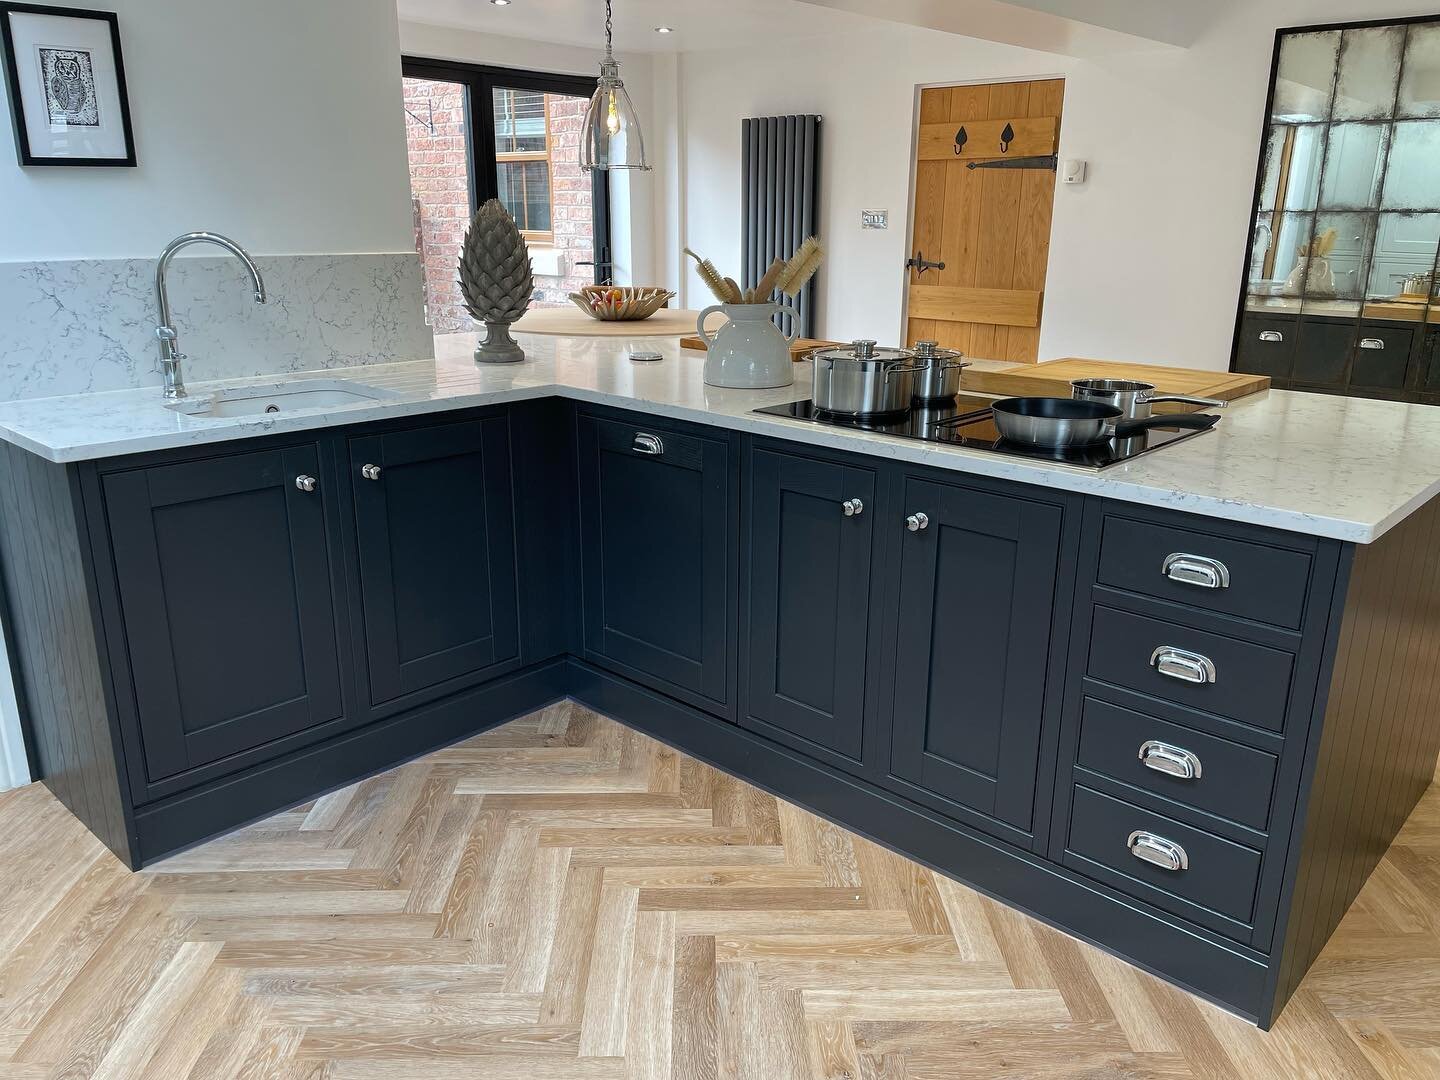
<box><xmin>1</xmin><ymin>335</ymin><xmax>1437</xmax><ymax>1029</ymax></box>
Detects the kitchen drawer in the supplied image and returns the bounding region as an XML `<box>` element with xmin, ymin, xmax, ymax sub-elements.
<box><xmin>1235</xmin><ymin>313</ymin><xmax>1296</xmax><ymax>379</ymax></box>
<box><xmin>1096</xmin><ymin>514</ymin><xmax>1312</xmax><ymax>630</ymax></box>
<box><xmin>1349</xmin><ymin>323</ymin><xmax>1414</xmax><ymax>390</ymax></box>
<box><xmin>1076</xmin><ymin>698</ymin><xmax>1279</xmax><ymax>831</ymax></box>
<box><xmin>1065</xmin><ymin>785</ymin><xmax>1263</xmax><ymax>934</ymax></box>
<box><xmin>1291</xmin><ymin>318</ymin><xmax>1353</xmax><ymax>388</ymax></box>
<box><xmin>1088</xmin><ymin>606</ymin><xmax>1294</xmax><ymax>733</ymax></box>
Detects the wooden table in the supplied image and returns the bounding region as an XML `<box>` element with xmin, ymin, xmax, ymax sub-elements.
<box><xmin>511</xmin><ymin>306</ymin><xmax>712</xmax><ymax>337</ymax></box>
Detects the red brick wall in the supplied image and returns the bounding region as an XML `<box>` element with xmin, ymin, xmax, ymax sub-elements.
<box><xmin>403</xmin><ymin>77</ymin><xmax>597</xmax><ymax>333</ymax></box>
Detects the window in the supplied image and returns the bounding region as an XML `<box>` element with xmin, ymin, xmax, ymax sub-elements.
<box><xmin>493</xmin><ymin>88</ymin><xmax>553</xmax><ymax>239</ymax></box>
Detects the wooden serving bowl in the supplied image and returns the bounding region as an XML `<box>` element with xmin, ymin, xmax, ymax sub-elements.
<box><xmin>568</xmin><ymin>285</ymin><xmax>677</xmax><ymax>321</ymax></box>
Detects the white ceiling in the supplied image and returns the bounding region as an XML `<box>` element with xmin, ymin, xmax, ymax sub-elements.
<box><xmin>396</xmin><ymin>0</ymin><xmax>1209</xmax><ymax>57</ymax></box>
<box><xmin>393</xmin><ymin>0</ymin><xmax>884</xmax><ymax>54</ymax></box>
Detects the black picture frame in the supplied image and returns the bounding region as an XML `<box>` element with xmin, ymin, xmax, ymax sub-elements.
<box><xmin>0</xmin><ymin>2</ymin><xmax>136</xmax><ymax>167</ymax></box>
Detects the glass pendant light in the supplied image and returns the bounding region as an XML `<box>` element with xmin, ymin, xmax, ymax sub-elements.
<box><xmin>581</xmin><ymin>0</ymin><xmax>650</xmax><ymax>170</ymax></box>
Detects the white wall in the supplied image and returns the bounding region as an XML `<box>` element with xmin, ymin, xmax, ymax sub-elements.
<box><xmin>0</xmin><ymin>0</ymin><xmax>415</xmax><ymax>261</ymax></box>
<box><xmin>670</xmin><ymin>1</ymin><xmax>1440</xmax><ymax>370</ymax></box>
<box><xmin>399</xmin><ymin>21</ymin><xmax>659</xmax><ymax>287</ymax></box>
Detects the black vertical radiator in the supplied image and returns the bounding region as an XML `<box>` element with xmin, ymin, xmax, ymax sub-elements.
<box><xmin>742</xmin><ymin>114</ymin><xmax>821</xmax><ymax>339</ymax></box>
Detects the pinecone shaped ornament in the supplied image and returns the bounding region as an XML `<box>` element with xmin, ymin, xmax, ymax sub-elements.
<box><xmin>458</xmin><ymin>199</ymin><xmax>535</xmax><ymax>363</ymax></box>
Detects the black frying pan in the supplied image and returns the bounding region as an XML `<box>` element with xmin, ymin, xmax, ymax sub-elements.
<box><xmin>990</xmin><ymin>397</ymin><xmax>1221</xmax><ymax>449</ymax></box>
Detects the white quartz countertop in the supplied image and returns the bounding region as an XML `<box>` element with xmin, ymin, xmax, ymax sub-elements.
<box><xmin>0</xmin><ymin>333</ymin><xmax>1437</xmax><ymax>544</ymax></box>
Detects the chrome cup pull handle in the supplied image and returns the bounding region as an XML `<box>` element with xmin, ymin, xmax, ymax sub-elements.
<box><xmin>1138</xmin><ymin>740</ymin><xmax>1203</xmax><ymax>780</ymax></box>
<box><xmin>1128</xmin><ymin>830</ymin><xmax>1188</xmax><ymax>871</ymax></box>
<box><xmin>1258</xmin><ymin>330</ymin><xmax>1284</xmax><ymax>343</ymax></box>
<box><xmin>1150</xmin><ymin>646</ymin><xmax>1216</xmax><ymax>685</ymax></box>
<box><xmin>632</xmin><ymin>433</ymin><xmax>664</xmax><ymax>456</ymax></box>
<box><xmin>1162</xmin><ymin>553</ymin><xmax>1230</xmax><ymax>590</ymax></box>
<box><xmin>1359</xmin><ymin>337</ymin><xmax>1385</xmax><ymax>351</ymax></box>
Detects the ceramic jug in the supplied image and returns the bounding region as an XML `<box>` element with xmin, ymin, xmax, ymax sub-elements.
<box><xmin>698</xmin><ymin>302</ymin><xmax>801</xmax><ymax>389</ymax></box>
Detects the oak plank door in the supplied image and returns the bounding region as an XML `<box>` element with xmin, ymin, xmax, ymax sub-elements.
<box><xmin>887</xmin><ymin>474</ymin><xmax>1065</xmax><ymax>842</ymax></box>
<box><xmin>576</xmin><ymin>412</ymin><xmax>733</xmax><ymax>714</ymax></box>
<box><xmin>349</xmin><ymin>416</ymin><xmax>520</xmax><ymax>710</ymax></box>
<box><xmin>742</xmin><ymin>445</ymin><xmax>879</xmax><ymax>772</ymax></box>
<box><xmin>103</xmin><ymin>445</ymin><xmax>346</xmax><ymax>782</ymax></box>
<box><xmin>906</xmin><ymin>79</ymin><xmax>1065</xmax><ymax>362</ymax></box>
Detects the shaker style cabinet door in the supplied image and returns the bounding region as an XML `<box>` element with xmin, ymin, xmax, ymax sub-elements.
<box><xmin>103</xmin><ymin>445</ymin><xmax>346</xmax><ymax>782</ymax></box>
<box><xmin>349</xmin><ymin>416</ymin><xmax>520</xmax><ymax>709</ymax></box>
<box><xmin>576</xmin><ymin>412</ymin><xmax>733</xmax><ymax>713</ymax></box>
<box><xmin>742</xmin><ymin>446</ymin><xmax>879</xmax><ymax>770</ymax></box>
<box><xmin>888</xmin><ymin>475</ymin><xmax>1064</xmax><ymax>839</ymax></box>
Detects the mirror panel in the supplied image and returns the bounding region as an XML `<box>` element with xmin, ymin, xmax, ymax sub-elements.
<box><xmin>1366</xmin><ymin>212</ymin><xmax>1440</xmax><ymax>303</ymax></box>
<box><xmin>1382</xmin><ymin>120</ymin><xmax>1440</xmax><ymax>209</ymax></box>
<box><xmin>1400</xmin><ymin>23</ymin><xmax>1440</xmax><ymax>118</ymax></box>
<box><xmin>1334</xmin><ymin>26</ymin><xmax>1403</xmax><ymax>120</ymax></box>
<box><xmin>1319</xmin><ymin>122</ymin><xmax>1389</xmax><ymax>209</ymax></box>
<box><xmin>1273</xmin><ymin>32</ymin><xmax>1340</xmax><ymax>121</ymax></box>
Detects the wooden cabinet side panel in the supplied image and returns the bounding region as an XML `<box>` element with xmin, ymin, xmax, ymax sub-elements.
<box><xmin>0</xmin><ymin>443</ymin><xmax>133</xmax><ymax>864</ymax></box>
<box><xmin>1268</xmin><ymin>497</ymin><xmax>1440</xmax><ymax>1023</ymax></box>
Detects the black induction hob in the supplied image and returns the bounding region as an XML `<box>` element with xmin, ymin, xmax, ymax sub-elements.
<box><xmin>754</xmin><ymin>395</ymin><xmax>1215</xmax><ymax>470</ymax></box>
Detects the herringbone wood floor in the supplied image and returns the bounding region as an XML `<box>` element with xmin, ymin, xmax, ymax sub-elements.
<box><xmin>2</xmin><ymin>704</ymin><xmax>1439</xmax><ymax>1078</ymax></box>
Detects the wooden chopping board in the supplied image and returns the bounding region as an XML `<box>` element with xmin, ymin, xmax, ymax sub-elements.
<box><xmin>680</xmin><ymin>335</ymin><xmax>841</xmax><ymax>360</ymax></box>
<box><xmin>960</xmin><ymin>358</ymin><xmax>1270</xmax><ymax>412</ymax></box>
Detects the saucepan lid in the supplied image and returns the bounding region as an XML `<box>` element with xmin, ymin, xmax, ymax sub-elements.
<box><xmin>810</xmin><ymin>339</ymin><xmax>915</xmax><ymax>365</ymax></box>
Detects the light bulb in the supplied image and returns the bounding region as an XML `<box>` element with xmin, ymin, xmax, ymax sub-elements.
<box><xmin>606</xmin><ymin>92</ymin><xmax>620</xmax><ymax>136</ymax></box>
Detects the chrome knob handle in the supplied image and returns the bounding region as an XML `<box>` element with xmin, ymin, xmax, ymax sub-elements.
<box><xmin>842</xmin><ymin>498</ymin><xmax>864</xmax><ymax>517</ymax></box>
<box><xmin>1150</xmin><ymin>646</ymin><xmax>1216</xmax><ymax>685</ymax></box>
<box><xmin>906</xmin><ymin>512</ymin><xmax>930</xmax><ymax>532</ymax></box>
<box><xmin>632</xmin><ymin>433</ymin><xmax>664</xmax><ymax>456</ymax></box>
<box><xmin>1162</xmin><ymin>553</ymin><xmax>1230</xmax><ymax>590</ymax></box>
<box><xmin>294</xmin><ymin>474</ymin><xmax>318</xmax><ymax>493</ymax></box>
<box><xmin>361</xmin><ymin>463</ymin><xmax>382</xmax><ymax>481</ymax></box>
<box><xmin>1128</xmin><ymin>830</ymin><xmax>1188</xmax><ymax>871</ymax></box>
<box><xmin>1138</xmin><ymin>740</ymin><xmax>1203</xmax><ymax>780</ymax></box>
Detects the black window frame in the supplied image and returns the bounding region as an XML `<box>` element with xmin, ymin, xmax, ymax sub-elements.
<box><xmin>401</xmin><ymin>56</ymin><xmax>613</xmax><ymax>284</ymax></box>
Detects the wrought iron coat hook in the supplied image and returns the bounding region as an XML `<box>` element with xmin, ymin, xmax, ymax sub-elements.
<box><xmin>953</xmin><ymin>126</ymin><xmax>968</xmax><ymax>155</ymax></box>
<box><xmin>1000</xmin><ymin>122</ymin><xmax>1015</xmax><ymax>154</ymax></box>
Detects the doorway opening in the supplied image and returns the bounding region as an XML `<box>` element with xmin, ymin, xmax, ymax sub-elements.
<box><xmin>401</xmin><ymin>58</ymin><xmax>612</xmax><ymax>339</ymax></box>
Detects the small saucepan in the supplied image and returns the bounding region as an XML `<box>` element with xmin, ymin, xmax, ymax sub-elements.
<box><xmin>1070</xmin><ymin>378</ymin><xmax>1227</xmax><ymax>419</ymax></box>
<box><xmin>990</xmin><ymin>397</ymin><xmax>1221</xmax><ymax>449</ymax></box>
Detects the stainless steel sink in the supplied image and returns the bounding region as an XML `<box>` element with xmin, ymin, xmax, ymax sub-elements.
<box><xmin>166</xmin><ymin>378</ymin><xmax>401</xmax><ymax>419</ymax></box>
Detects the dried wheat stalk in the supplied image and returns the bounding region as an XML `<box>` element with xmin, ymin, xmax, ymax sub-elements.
<box><xmin>752</xmin><ymin>257</ymin><xmax>786</xmax><ymax>303</ymax></box>
<box><xmin>775</xmin><ymin>236</ymin><xmax>824</xmax><ymax>297</ymax></box>
<box><xmin>684</xmin><ymin>248</ymin><xmax>733</xmax><ymax>303</ymax></box>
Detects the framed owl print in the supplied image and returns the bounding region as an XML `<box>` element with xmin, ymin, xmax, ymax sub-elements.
<box><xmin>0</xmin><ymin>3</ymin><xmax>135</xmax><ymax>166</ymax></box>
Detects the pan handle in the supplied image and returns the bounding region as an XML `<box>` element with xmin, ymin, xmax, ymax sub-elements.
<box><xmin>1144</xmin><ymin>394</ymin><xmax>1228</xmax><ymax>409</ymax></box>
<box><xmin>1114</xmin><ymin>413</ymin><xmax>1221</xmax><ymax>438</ymax></box>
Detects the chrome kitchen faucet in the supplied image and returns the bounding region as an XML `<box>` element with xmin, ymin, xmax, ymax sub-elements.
<box><xmin>154</xmin><ymin>232</ymin><xmax>267</xmax><ymax>400</ymax></box>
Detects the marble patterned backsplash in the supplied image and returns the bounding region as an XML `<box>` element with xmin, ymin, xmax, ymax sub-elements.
<box><xmin>0</xmin><ymin>253</ymin><xmax>431</xmax><ymax>401</ymax></box>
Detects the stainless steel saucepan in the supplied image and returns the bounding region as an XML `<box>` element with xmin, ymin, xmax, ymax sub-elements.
<box><xmin>990</xmin><ymin>397</ymin><xmax>1221</xmax><ymax>449</ymax></box>
<box><xmin>1069</xmin><ymin>378</ymin><xmax>1227</xmax><ymax>419</ymax></box>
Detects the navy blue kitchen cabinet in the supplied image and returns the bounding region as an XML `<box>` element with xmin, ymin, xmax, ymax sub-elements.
<box><xmin>741</xmin><ymin>443</ymin><xmax>881</xmax><ymax>772</ymax></box>
<box><xmin>345</xmin><ymin>413</ymin><xmax>521</xmax><ymax>718</ymax></box>
<box><xmin>7</xmin><ymin>402</ymin><xmax>1440</xmax><ymax>1033</ymax></box>
<box><xmin>101</xmin><ymin>444</ymin><xmax>352</xmax><ymax>794</ymax></box>
<box><xmin>575</xmin><ymin>406</ymin><xmax>737</xmax><ymax>717</ymax></box>
<box><xmin>884</xmin><ymin>472</ymin><xmax>1077</xmax><ymax>846</ymax></box>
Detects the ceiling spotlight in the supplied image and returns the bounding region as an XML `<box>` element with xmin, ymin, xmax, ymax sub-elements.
<box><xmin>490</xmin><ymin>0</ymin><xmax>511</xmax><ymax>6</ymax></box>
<box><xmin>654</xmin><ymin>26</ymin><xmax>673</xmax><ymax>33</ymax></box>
